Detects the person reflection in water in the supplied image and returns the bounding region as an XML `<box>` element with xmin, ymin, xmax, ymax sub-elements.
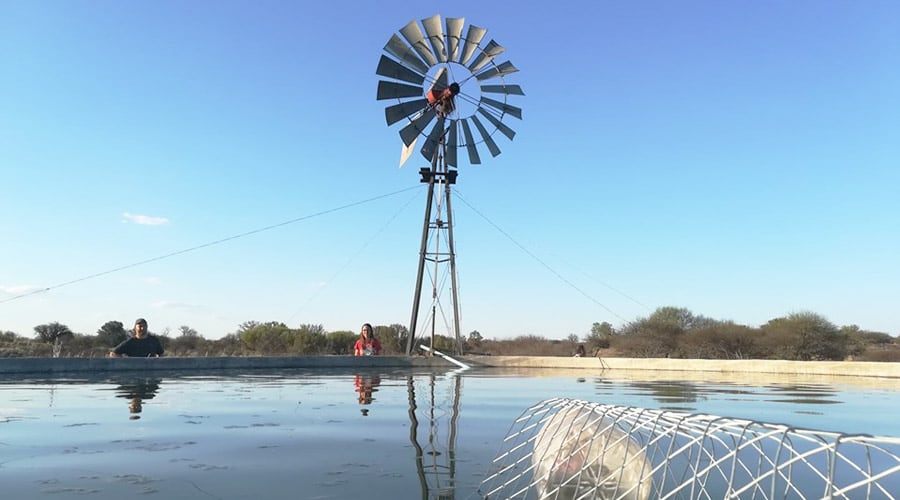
<box><xmin>354</xmin><ymin>374</ymin><xmax>381</xmax><ymax>416</ymax></box>
<box><xmin>115</xmin><ymin>378</ymin><xmax>161</xmax><ymax>420</ymax></box>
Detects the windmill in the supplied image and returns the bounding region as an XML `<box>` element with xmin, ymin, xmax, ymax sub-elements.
<box><xmin>376</xmin><ymin>14</ymin><xmax>524</xmax><ymax>355</ymax></box>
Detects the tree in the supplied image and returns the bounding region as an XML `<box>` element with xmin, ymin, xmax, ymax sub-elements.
<box><xmin>431</xmin><ymin>334</ymin><xmax>457</xmax><ymax>352</ymax></box>
<box><xmin>239</xmin><ymin>321</ymin><xmax>291</xmax><ymax>354</ymax></box>
<box><xmin>34</xmin><ymin>322</ymin><xmax>74</xmax><ymax>343</ymax></box>
<box><xmin>168</xmin><ymin>325</ymin><xmax>203</xmax><ymax>352</ymax></box>
<box><xmin>0</xmin><ymin>330</ymin><xmax>21</xmax><ymax>342</ymax></box>
<box><xmin>646</xmin><ymin>306</ymin><xmax>713</xmax><ymax>331</ymax></box>
<box><xmin>616</xmin><ymin>307</ymin><xmax>721</xmax><ymax>358</ymax></box>
<box><xmin>325</xmin><ymin>330</ymin><xmax>357</xmax><ymax>355</ymax></box>
<box><xmin>374</xmin><ymin>324</ymin><xmax>408</xmax><ymax>354</ymax></box>
<box><xmin>466</xmin><ymin>330</ymin><xmax>483</xmax><ymax>351</ymax></box>
<box><xmin>178</xmin><ymin>325</ymin><xmax>200</xmax><ymax>338</ymax></box>
<box><xmin>841</xmin><ymin>325</ymin><xmax>895</xmax><ymax>357</ymax></box>
<box><xmin>678</xmin><ymin>321</ymin><xmax>762</xmax><ymax>359</ymax></box>
<box><xmin>34</xmin><ymin>322</ymin><xmax>74</xmax><ymax>357</ymax></box>
<box><xmin>212</xmin><ymin>333</ymin><xmax>245</xmax><ymax>356</ymax></box>
<box><xmin>760</xmin><ymin>312</ymin><xmax>846</xmax><ymax>361</ymax></box>
<box><xmin>237</xmin><ymin>321</ymin><xmax>261</xmax><ymax>333</ymax></box>
<box><xmin>292</xmin><ymin>324</ymin><xmax>326</xmax><ymax>354</ymax></box>
<box><xmin>585</xmin><ymin>322</ymin><xmax>614</xmax><ymax>351</ymax></box>
<box><xmin>97</xmin><ymin>321</ymin><xmax>128</xmax><ymax>347</ymax></box>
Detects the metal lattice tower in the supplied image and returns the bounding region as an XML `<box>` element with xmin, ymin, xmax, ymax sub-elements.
<box><xmin>480</xmin><ymin>398</ymin><xmax>900</xmax><ymax>499</ymax></box>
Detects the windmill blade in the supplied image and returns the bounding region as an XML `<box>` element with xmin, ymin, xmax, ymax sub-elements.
<box><xmin>475</xmin><ymin>60</ymin><xmax>519</xmax><ymax>81</ymax></box>
<box><xmin>459</xmin><ymin>25</ymin><xmax>487</xmax><ymax>66</ymax></box>
<box><xmin>385</xmin><ymin>98</ymin><xmax>428</xmax><ymax>126</ymax></box>
<box><xmin>481</xmin><ymin>84</ymin><xmax>525</xmax><ymax>96</ymax></box>
<box><xmin>477</xmin><ymin>107</ymin><xmax>516</xmax><ymax>140</ymax></box>
<box><xmin>376</xmin><ymin>55</ymin><xmax>425</xmax><ymax>86</ymax></box>
<box><xmin>445</xmin><ymin>18</ymin><xmax>464</xmax><ymax>63</ymax></box>
<box><xmin>427</xmin><ymin>66</ymin><xmax>447</xmax><ymax>92</ymax></box>
<box><xmin>481</xmin><ymin>96</ymin><xmax>523</xmax><ymax>119</ymax></box>
<box><xmin>421</xmin><ymin>15</ymin><xmax>447</xmax><ymax>63</ymax></box>
<box><xmin>446</xmin><ymin>120</ymin><xmax>459</xmax><ymax>167</ymax></box>
<box><xmin>400</xmin><ymin>108</ymin><xmax>436</xmax><ymax>146</ymax></box>
<box><xmin>429</xmin><ymin>67</ymin><xmax>447</xmax><ymax>93</ymax></box>
<box><xmin>377</xmin><ymin>81</ymin><xmax>423</xmax><ymax>100</ymax></box>
<box><xmin>384</xmin><ymin>34</ymin><xmax>430</xmax><ymax>75</ymax></box>
<box><xmin>400</xmin><ymin>20</ymin><xmax>437</xmax><ymax>67</ymax></box>
<box><xmin>460</xmin><ymin>119</ymin><xmax>481</xmax><ymax>165</ymax></box>
<box><xmin>468</xmin><ymin>40</ymin><xmax>505</xmax><ymax>73</ymax></box>
<box><xmin>420</xmin><ymin>117</ymin><xmax>445</xmax><ymax>161</ymax></box>
<box><xmin>470</xmin><ymin>115</ymin><xmax>501</xmax><ymax>157</ymax></box>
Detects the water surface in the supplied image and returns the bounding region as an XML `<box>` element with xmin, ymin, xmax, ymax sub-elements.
<box><xmin>1</xmin><ymin>368</ymin><xmax>897</xmax><ymax>499</ymax></box>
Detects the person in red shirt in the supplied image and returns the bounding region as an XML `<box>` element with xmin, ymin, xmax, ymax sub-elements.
<box><xmin>353</xmin><ymin>323</ymin><xmax>382</xmax><ymax>356</ymax></box>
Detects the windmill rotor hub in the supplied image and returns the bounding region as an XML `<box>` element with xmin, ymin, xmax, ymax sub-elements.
<box><xmin>424</xmin><ymin>62</ymin><xmax>480</xmax><ymax>119</ymax></box>
<box><xmin>376</xmin><ymin>14</ymin><xmax>524</xmax><ymax>167</ymax></box>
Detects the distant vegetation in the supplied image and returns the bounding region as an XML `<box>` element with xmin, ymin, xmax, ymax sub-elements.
<box><xmin>1</xmin><ymin>307</ymin><xmax>897</xmax><ymax>362</ymax></box>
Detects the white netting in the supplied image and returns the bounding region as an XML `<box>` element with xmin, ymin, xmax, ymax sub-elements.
<box><xmin>479</xmin><ymin>398</ymin><xmax>900</xmax><ymax>499</ymax></box>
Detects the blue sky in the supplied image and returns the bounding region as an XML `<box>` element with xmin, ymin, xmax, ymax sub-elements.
<box><xmin>2</xmin><ymin>1</ymin><xmax>898</xmax><ymax>340</ymax></box>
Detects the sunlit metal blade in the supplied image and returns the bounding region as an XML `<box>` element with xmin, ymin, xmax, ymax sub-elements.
<box><xmin>400</xmin><ymin>20</ymin><xmax>437</xmax><ymax>67</ymax></box>
<box><xmin>480</xmin><ymin>84</ymin><xmax>525</xmax><ymax>96</ymax></box>
<box><xmin>429</xmin><ymin>67</ymin><xmax>448</xmax><ymax>92</ymax></box>
<box><xmin>385</xmin><ymin>98</ymin><xmax>428</xmax><ymax>126</ymax></box>
<box><xmin>468</xmin><ymin>40</ymin><xmax>505</xmax><ymax>73</ymax></box>
<box><xmin>420</xmin><ymin>117</ymin><xmax>444</xmax><ymax>161</ymax></box>
<box><xmin>460</xmin><ymin>119</ymin><xmax>481</xmax><ymax>165</ymax></box>
<box><xmin>459</xmin><ymin>25</ymin><xmax>487</xmax><ymax>65</ymax></box>
<box><xmin>475</xmin><ymin>60</ymin><xmax>519</xmax><ymax>81</ymax></box>
<box><xmin>421</xmin><ymin>15</ymin><xmax>446</xmax><ymax>63</ymax></box>
<box><xmin>470</xmin><ymin>115</ymin><xmax>501</xmax><ymax>157</ymax></box>
<box><xmin>446</xmin><ymin>120</ymin><xmax>458</xmax><ymax>167</ymax></box>
<box><xmin>384</xmin><ymin>34</ymin><xmax>430</xmax><ymax>75</ymax></box>
<box><xmin>481</xmin><ymin>96</ymin><xmax>523</xmax><ymax>119</ymax></box>
<box><xmin>477</xmin><ymin>107</ymin><xmax>516</xmax><ymax>140</ymax></box>
<box><xmin>445</xmin><ymin>18</ymin><xmax>464</xmax><ymax>63</ymax></box>
<box><xmin>376</xmin><ymin>55</ymin><xmax>424</xmax><ymax>85</ymax></box>
<box><xmin>400</xmin><ymin>108</ymin><xmax>436</xmax><ymax>146</ymax></box>
<box><xmin>377</xmin><ymin>81</ymin><xmax>423</xmax><ymax>100</ymax></box>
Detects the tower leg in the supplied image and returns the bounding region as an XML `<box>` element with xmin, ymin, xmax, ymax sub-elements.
<box><xmin>407</xmin><ymin>168</ymin><xmax>436</xmax><ymax>355</ymax></box>
<box><xmin>444</xmin><ymin>179</ymin><xmax>463</xmax><ymax>355</ymax></box>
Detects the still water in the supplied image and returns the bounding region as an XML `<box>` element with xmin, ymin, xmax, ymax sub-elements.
<box><xmin>1</xmin><ymin>367</ymin><xmax>897</xmax><ymax>499</ymax></box>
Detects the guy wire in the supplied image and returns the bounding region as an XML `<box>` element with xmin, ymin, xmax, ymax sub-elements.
<box><xmin>453</xmin><ymin>189</ymin><xmax>629</xmax><ymax>323</ymax></box>
<box><xmin>1</xmin><ymin>185</ymin><xmax>422</xmax><ymax>305</ymax></box>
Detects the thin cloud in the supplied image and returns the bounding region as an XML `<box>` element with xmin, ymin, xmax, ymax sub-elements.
<box><xmin>143</xmin><ymin>277</ymin><xmax>162</xmax><ymax>286</ymax></box>
<box><xmin>122</xmin><ymin>212</ymin><xmax>170</xmax><ymax>226</ymax></box>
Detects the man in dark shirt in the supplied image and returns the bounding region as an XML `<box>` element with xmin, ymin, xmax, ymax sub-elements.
<box><xmin>109</xmin><ymin>318</ymin><xmax>164</xmax><ymax>357</ymax></box>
